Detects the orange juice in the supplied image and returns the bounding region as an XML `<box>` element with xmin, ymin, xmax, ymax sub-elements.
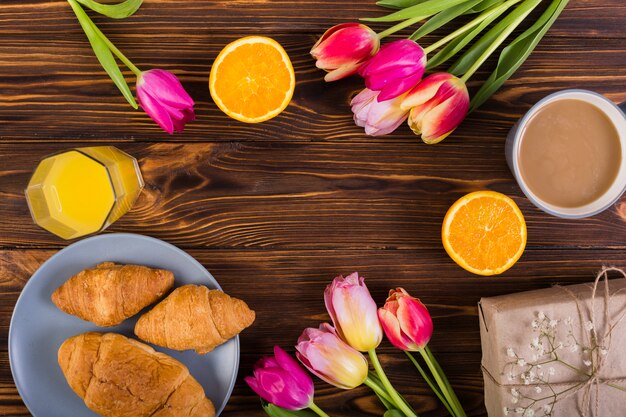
<box><xmin>26</xmin><ymin>147</ymin><xmax>143</xmax><ymax>239</ymax></box>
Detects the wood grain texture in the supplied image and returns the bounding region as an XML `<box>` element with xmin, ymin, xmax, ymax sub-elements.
<box><xmin>2</xmin><ymin>142</ymin><xmax>626</xmax><ymax>250</ymax></box>
<box><xmin>1</xmin><ymin>0</ymin><xmax>626</xmax><ymax>416</ymax></box>
<box><xmin>3</xmin><ymin>248</ymin><xmax>626</xmax><ymax>416</ymax></box>
<box><xmin>0</xmin><ymin>0</ymin><xmax>624</xmax><ymax>38</ymax></box>
<box><xmin>0</xmin><ymin>16</ymin><xmax>624</xmax><ymax>142</ymax></box>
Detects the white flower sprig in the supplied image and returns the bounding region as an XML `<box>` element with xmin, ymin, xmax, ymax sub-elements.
<box><xmin>501</xmin><ymin>311</ymin><xmax>606</xmax><ymax>416</ymax></box>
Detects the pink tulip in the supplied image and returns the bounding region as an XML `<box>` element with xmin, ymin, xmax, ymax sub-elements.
<box><xmin>401</xmin><ymin>72</ymin><xmax>469</xmax><ymax>144</ymax></box>
<box><xmin>296</xmin><ymin>323</ymin><xmax>369</xmax><ymax>389</ymax></box>
<box><xmin>325</xmin><ymin>272</ymin><xmax>382</xmax><ymax>351</ymax></box>
<box><xmin>311</xmin><ymin>23</ymin><xmax>380</xmax><ymax>82</ymax></box>
<box><xmin>378</xmin><ymin>288</ymin><xmax>433</xmax><ymax>351</ymax></box>
<box><xmin>136</xmin><ymin>69</ymin><xmax>195</xmax><ymax>134</ymax></box>
<box><xmin>245</xmin><ymin>346</ymin><xmax>314</xmax><ymax>410</ymax></box>
<box><xmin>358</xmin><ymin>39</ymin><xmax>427</xmax><ymax>101</ymax></box>
<box><xmin>351</xmin><ymin>88</ymin><xmax>409</xmax><ymax>136</ymax></box>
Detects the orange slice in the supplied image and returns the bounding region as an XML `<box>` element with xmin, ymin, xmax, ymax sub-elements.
<box><xmin>442</xmin><ymin>191</ymin><xmax>527</xmax><ymax>276</ymax></box>
<box><xmin>209</xmin><ymin>36</ymin><xmax>295</xmax><ymax>123</ymax></box>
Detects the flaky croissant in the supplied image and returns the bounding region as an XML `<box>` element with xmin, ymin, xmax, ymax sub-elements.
<box><xmin>134</xmin><ymin>285</ymin><xmax>255</xmax><ymax>354</ymax></box>
<box><xmin>58</xmin><ymin>332</ymin><xmax>215</xmax><ymax>417</ymax></box>
<box><xmin>51</xmin><ymin>262</ymin><xmax>174</xmax><ymax>327</ymax></box>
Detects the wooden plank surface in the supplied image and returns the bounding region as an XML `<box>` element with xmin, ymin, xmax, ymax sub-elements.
<box><xmin>3</xmin><ymin>143</ymin><xmax>626</xmax><ymax>250</ymax></box>
<box><xmin>1</xmin><ymin>0</ymin><xmax>625</xmax><ymax>416</ymax></box>
<box><xmin>0</xmin><ymin>9</ymin><xmax>625</xmax><ymax>143</ymax></box>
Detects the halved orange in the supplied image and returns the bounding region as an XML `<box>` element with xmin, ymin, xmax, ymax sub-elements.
<box><xmin>442</xmin><ymin>191</ymin><xmax>527</xmax><ymax>276</ymax></box>
<box><xmin>209</xmin><ymin>36</ymin><xmax>295</xmax><ymax>123</ymax></box>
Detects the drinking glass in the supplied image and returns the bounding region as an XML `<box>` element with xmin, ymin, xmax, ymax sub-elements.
<box><xmin>25</xmin><ymin>146</ymin><xmax>144</xmax><ymax>239</ymax></box>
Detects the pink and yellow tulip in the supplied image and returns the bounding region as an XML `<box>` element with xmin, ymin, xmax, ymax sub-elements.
<box><xmin>358</xmin><ymin>39</ymin><xmax>426</xmax><ymax>101</ymax></box>
<box><xmin>401</xmin><ymin>72</ymin><xmax>469</xmax><ymax>144</ymax></box>
<box><xmin>351</xmin><ymin>88</ymin><xmax>409</xmax><ymax>136</ymax></box>
<box><xmin>378</xmin><ymin>287</ymin><xmax>433</xmax><ymax>351</ymax></box>
<box><xmin>311</xmin><ymin>23</ymin><xmax>380</xmax><ymax>82</ymax></box>
<box><xmin>296</xmin><ymin>323</ymin><xmax>369</xmax><ymax>389</ymax></box>
<box><xmin>245</xmin><ymin>346</ymin><xmax>314</xmax><ymax>410</ymax></box>
<box><xmin>136</xmin><ymin>69</ymin><xmax>195</xmax><ymax>134</ymax></box>
<box><xmin>324</xmin><ymin>272</ymin><xmax>383</xmax><ymax>352</ymax></box>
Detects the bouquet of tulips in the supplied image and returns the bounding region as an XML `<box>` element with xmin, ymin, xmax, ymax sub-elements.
<box><xmin>311</xmin><ymin>0</ymin><xmax>569</xmax><ymax>142</ymax></box>
<box><xmin>66</xmin><ymin>0</ymin><xmax>195</xmax><ymax>134</ymax></box>
<box><xmin>246</xmin><ymin>273</ymin><xmax>466</xmax><ymax>417</ymax></box>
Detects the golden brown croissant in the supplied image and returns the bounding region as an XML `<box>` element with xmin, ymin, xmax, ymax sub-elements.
<box><xmin>58</xmin><ymin>332</ymin><xmax>215</xmax><ymax>417</ymax></box>
<box><xmin>51</xmin><ymin>262</ymin><xmax>174</xmax><ymax>327</ymax></box>
<box><xmin>134</xmin><ymin>285</ymin><xmax>255</xmax><ymax>354</ymax></box>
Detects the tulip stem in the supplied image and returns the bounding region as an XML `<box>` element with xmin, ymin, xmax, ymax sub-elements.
<box><xmin>368</xmin><ymin>349</ymin><xmax>420</xmax><ymax>417</ymax></box>
<box><xmin>460</xmin><ymin>0</ymin><xmax>541</xmax><ymax>82</ymax></box>
<box><xmin>308</xmin><ymin>402</ymin><xmax>331</xmax><ymax>417</ymax></box>
<box><xmin>85</xmin><ymin>18</ymin><xmax>142</xmax><ymax>77</ymax></box>
<box><xmin>364</xmin><ymin>376</ymin><xmax>396</xmax><ymax>407</ymax></box>
<box><xmin>419</xmin><ymin>347</ymin><xmax>467</xmax><ymax>417</ymax></box>
<box><xmin>405</xmin><ymin>352</ymin><xmax>455</xmax><ymax>416</ymax></box>
<box><xmin>378</xmin><ymin>15</ymin><xmax>427</xmax><ymax>40</ymax></box>
<box><xmin>423</xmin><ymin>0</ymin><xmax>523</xmax><ymax>54</ymax></box>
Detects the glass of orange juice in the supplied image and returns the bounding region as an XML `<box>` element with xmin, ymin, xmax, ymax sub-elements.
<box><xmin>25</xmin><ymin>146</ymin><xmax>144</xmax><ymax>240</ymax></box>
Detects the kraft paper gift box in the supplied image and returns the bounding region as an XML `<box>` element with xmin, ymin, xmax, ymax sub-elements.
<box><xmin>479</xmin><ymin>268</ymin><xmax>626</xmax><ymax>417</ymax></box>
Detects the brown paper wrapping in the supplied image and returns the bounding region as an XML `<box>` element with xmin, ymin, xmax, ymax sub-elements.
<box><xmin>479</xmin><ymin>275</ymin><xmax>626</xmax><ymax>417</ymax></box>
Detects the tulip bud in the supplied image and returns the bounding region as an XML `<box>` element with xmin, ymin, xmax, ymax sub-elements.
<box><xmin>296</xmin><ymin>323</ymin><xmax>369</xmax><ymax>389</ymax></box>
<box><xmin>351</xmin><ymin>88</ymin><xmax>409</xmax><ymax>136</ymax></box>
<box><xmin>311</xmin><ymin>23</ymin><xmax>380</xmax><ymax>82</ymax></box>
<box><xmin>325</xmin><ymin>272</ymin><xmax>382</xmax><ymax>351</ymax></box>
<box><xmin>401</xmin><ymin>72</ymin><xmax>469</xmax><ymax>144</ymax></box>
<box><xmin>245</xmin><ymin>346</ymin><xmax>314</xmax><ymax>410</ymax></box>
<box><xmin>136</xmin><ymin>69</ymin><xmax>195</xmax><ymax>134</ymax></box>
<box><xmin>378</xmin><ymin>288</ymin><xmax>433</xmax><ymax>351</ymax></box>
<box><xmin>358</xmin><ymin>39</ymin><xmax>427</xmax><ymax>101</ymax></box>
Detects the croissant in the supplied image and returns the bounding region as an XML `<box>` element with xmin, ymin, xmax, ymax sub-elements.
<box><xmin>135</xmin><ymin>285</ymin><xmax>255</xmax><ymax>354</ymax></box>
<box><xmin>52</xmin><ymin>262</ymin><xmax>174</xmax><ymax>327</ymax></box>
<box><xmin>58</xmin><ymin>332</ymin><xmax>214</xmax><ymax>417</ymax></box>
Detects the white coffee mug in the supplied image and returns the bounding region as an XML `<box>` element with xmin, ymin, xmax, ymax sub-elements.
<box><xmin>505</xmin><ymin>89</ymin><xmax>626</xmax><ymax>218</ymax></box>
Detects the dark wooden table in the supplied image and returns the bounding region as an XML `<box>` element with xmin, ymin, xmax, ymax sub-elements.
<box><xmin>1</xmin><ymin>1</ymin><xmax>625</xmax><ymax>416</ymax></box>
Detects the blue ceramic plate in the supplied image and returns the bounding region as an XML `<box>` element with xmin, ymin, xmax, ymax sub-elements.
<box><xmin>9</xmin><ymin>233</ymin><xmax>238</xmax><ymax>417</ymax></box>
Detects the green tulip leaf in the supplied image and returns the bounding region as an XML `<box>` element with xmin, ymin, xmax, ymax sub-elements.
<box><xmin>67</xmin><ymin>0</ymin><xmax>137</xmax><ymax>108</ymax></box>
<box><xmin>384</xmin><ymin>410</ymin><xmax>406</xmax><ymax>417</ymax></box>
<box><xmin>470</xmin><ymin>0</ymin><xmax>569</xmax><ymax>111</ymax></box>
<box><xmin>426</xmin><ymin>0</ymin><xmax>512</xmax><ymax>69</ymax></box>
<box><xmin>409</xmin><ymin>0</ymin><xmax>483</xmax><ymax>41</ymax></box>
<box><xmin>448</xmin><ymin>0</ymin><xmax>541</xmax><ymax>76</ymax></box>
<box><xmin>466</xmin><ymin>0</ymin><xmax>503</xmax><ymax>13</ymax></box>
<box><xmin>74</xmin><ymin>0</ymin><xmax>143</xmax><ymax>19</ymax></box>
<box><xmin>363</xmin><ymin>0</ymin><xmax>472</xmax><ymax>22</ymax></box>
<box><xmin>375</xmin><ymin>0</ymin><xmax>430</xmax><ymax>10</ymax></box>
<box><xmin>261</xmin><ymin>402</ymin><xmax>317</xmax><ymax>417</ymax></box>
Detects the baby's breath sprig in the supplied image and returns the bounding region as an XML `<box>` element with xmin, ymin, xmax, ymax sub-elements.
<box><xmin>501</xmin><ymin>311</ymin><xmax>605</xmax><ymax>417</ymax></box>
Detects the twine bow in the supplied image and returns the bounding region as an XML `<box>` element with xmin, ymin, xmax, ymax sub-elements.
<box><xmin>556</xmin><ymin>266</ymin><xmax>626</xmax><ymax>417</ymax></box>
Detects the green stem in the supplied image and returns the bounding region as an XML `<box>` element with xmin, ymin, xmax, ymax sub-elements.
<box><xmin>87</xmin><ymin>18</ymin><xmax>142</xmax><ymax>76</ymax></box>
<box><xmin>554</xmin><ymin>359</ymin><xmax>590</xmax><ymax>378</ymax></box>
<box><xmin>608</xmin><ymin>383</ymin><xmax>626</xmax><ymax>393</ymax></box>
<box><xmin>368</xmin><ymin>349</ymin><xmax>420</xmax><ymax>417</ymax></box>
<box><xmin>378</xmin><ymin>15</ymin><xmax>427</xmax><ymax>39</ymax></box>
<box><xmin>423</xmin><ymin>0</ymin><xmax>522</xmax><ymax>53</ymax></box>
<box><xmin>308</xmin><ymin>402</ymin><xmax>331</xmax><ymax>417</ymax></box>
<box><xmin>424</xmin><ymin>347</ymin><xmax>466</xmax><ymax>416</ymax></box>
<box><xmin>68</xmin><ymin>0</ymin><xmax>141</xmax><ymax>77</ymax></box>
<box><xmin>406</xmin><ymin>352</ymin><xmax>455</xmax><ymax>416</ymax></box>
<box><xmin>420</xmin><ymin>347</ymin><xmax>466</xmax><ymax>417</ymax></box>
<box><xmin>460</xmin><ymin>0</ymin><xmax>540</xmax><ymax>82</ymax></box>
<box><xmin>364</xmin><ymin>376</ymin><xmax>397</xmax><ymax>407</ymax></box>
